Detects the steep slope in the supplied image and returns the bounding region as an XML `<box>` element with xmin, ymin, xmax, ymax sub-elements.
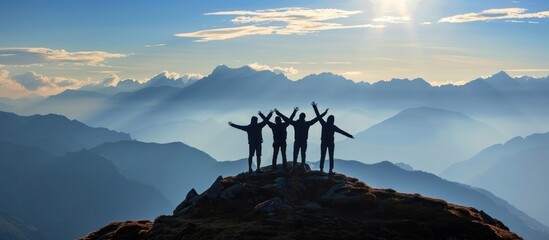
<box><xmin>467</xmin><ymin>148</ymin><xmax>549</xmax><ymax>227</ymax></box>
<box><xmin>91</xmin><ymin>140</ymin><xmax>217</xmax><ymax>205</ymax></box>
<box><xmin>82</xmin><ymin>166</ymin><xmax>520</xmax><ymax>240</ymax></box>
<box><xmin>443</xmin><ymin>132</ymin><xmax>549</xmax><ymax>181</ymax></box>
<box><xmin>324</xmin><ymin>160</ymin><xmax>549</xmax><ymax>240</ymax></box>
<box><xmin>0</xmin><ymin>142</ymin><xmax>171</xmax><ymax>240</ymax></box>
<box><xmin>337</xmin><ymin>107</ymin><xmax>504</xmax><ymax>173</ymax></box>
<box><xmin>442</xmin><ymin>132</ymin><xmax>549</xmax><ymax>226</ymax></box>
<box><xmin>0</xmin><ymin>111</ymin><xmax>131</xmax><ymax>155</ymax></box>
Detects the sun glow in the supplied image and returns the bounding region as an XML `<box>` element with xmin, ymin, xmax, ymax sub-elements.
<box><xmin>371</xmin><ymin>0</ymin><xmax>419</xmax><ymax>19</ymax></box>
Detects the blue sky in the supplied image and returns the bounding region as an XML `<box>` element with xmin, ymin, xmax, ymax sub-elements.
<box><xmin>0</xmin><ymin>0</ymin><xmax>548</xmax><ymax>97</ymax></box>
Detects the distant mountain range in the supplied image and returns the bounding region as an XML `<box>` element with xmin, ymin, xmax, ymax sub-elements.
<box><xmin>336</xmin><ymin>107</ymin><xmax>505</xmax><ymax>173</ymax></box>
<box><xmin>0</xmin><ymin>141</ymin><xmax>171</xmax><ymax>240</ymax></box>
<box><xmin>0</xmin><ymin>111</ymin><xmax>130</xmax><ymax>155</ymax></box>
<box><xmin>2</xmin><ymin>66</ymin><xmax>548</xmax><ymax>138</ymax></box>
<box><xmin>443</xmin><ymin>132</ymin><xmax>549</xmax><ymax>227</ymax></box>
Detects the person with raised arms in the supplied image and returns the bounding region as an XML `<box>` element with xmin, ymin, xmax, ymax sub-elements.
<box><xmin>312</xmin><ymin>102</ymin><xmax>354</xmax><ymax>175</ymax></box>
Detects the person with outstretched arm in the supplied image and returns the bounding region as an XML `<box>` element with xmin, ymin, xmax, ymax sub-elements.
<box><xmin>228</xmin><ymin>111</ymin><xmax>273</xmax><ymax>173</ymax></box>
<box><xmin>259</xmin><ymin>107</ymin><xmax>298</xmax><ymax>170</ymax></box>
<box><xmin>275</xmin><ymin>107</ymin><xmax>327</xmax><ymax>168</ymax></box>
<box><xmin>312</xmin><ymin>102</ymin><xmax>354</xmax><ymax>175</ymax></box>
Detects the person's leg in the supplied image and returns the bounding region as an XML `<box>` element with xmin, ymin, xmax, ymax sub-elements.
<box><xmin>272</xmin><ymin>142</ymin><xmax>279</xmax><ymax>169</ymax></box>
<box><xmin>256</xmin><ymin>144</ymin><xmax>262</xmax><ymax>171</ymax></box>
<box><xmin>328</xmin><ymin>143</ymin><xmax>335</xmax><ymax>174</ymax></box>
<box><xmin>248</xmin><ymin>144</ymin><xmax>253</xmax><ymax>173</ymax></box>
<box><xmin>320</xmin><ymin>142</ymin><xmax>327</xmax><ymax>172</ymax></box>
<box><xmin>281</xmin><ymin>141</ymin><xmax>287</xmax><ymax>169</ymax></box>
<box><xmin>301</xmin><ymin>142</ymin><xmax>308</xmax><ymax>165</ymax></box>
<box><xmin>293</xmin><ymin>141</ymin><xmax>299</xmax><ymax>166</ymax></box>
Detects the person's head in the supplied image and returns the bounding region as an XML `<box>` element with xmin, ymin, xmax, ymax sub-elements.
<box><xmin>327</xmin><ymin>115</ymin><xmax>335</xmax><ymax>125</ymax></box>
<box><xmin>251</xmin><ymin>116</ymin><xmax>258</xmax><ymax>124</ymax></box>
<box><xmin>275</xmin><ymin>116</ymin><xmax>282</xmax><ymax>124</ymax></box>
<box><xmin>299</xmin><ymin>113</ymin><xmax>306</xmax><ymax>121</ymax></box>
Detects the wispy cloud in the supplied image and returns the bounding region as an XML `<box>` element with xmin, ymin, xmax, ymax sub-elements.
<box><xmin>326</xmin><ymin>61</ymin><xmax>352</xmax><ymax>65</ymax></box>
<box><xmin>0</xmin><ymin>48</ymin><xmax>127</xmax><ymax>66</ymax></box>
<box><xmin>248</xmin><ymin>62</ymin><xmax>299</xmax><ymax>75</ymax></box>
<box><xmin>340</xmin><ymin>71</ymin><xmax>362</xmax><ymax>75</ymax></box>
<box><xmin>176</xmin><ymin>8</ymin><xmax>384</xmax><ymax>42</ymax></box>
<box><xmin>373</xmin><ymin>15</ymin><xmax>411</xmax><ymax>23</ymax></box>
<box><xmin>144</xmin><ymin>43</ymin><xmax>167</xmax><ymax>48</ymax></box>
<box><xmin>433</xmin><ymin>55</ymin><xmax>501</xmax><ymax>66</ymax></box>
<box><xmin>506</xmin><ymin>68</ymin><xmax>549</xmax><ymax>72</ymax></box>
<box><xmin>12</xmin><ymin>71</ymin><xmax>81</xmax><ymax>91</ymax></box>
<box><xmin>439</xmin><ymin>8</ymin><xmax>549</xmax><ymax>23</ymax></box>
<box><xmin>0</xmin><ymin>69</ymin><xmax>28</xmax><ymax>98</ymax></box>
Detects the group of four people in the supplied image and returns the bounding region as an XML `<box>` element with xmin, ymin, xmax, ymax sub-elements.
<box><xmin>229</xmin><ymin>102</ymin><xmax>354</xmax><ymax>175</ymax></box>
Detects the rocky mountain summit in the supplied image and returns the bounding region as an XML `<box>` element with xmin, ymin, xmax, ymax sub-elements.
<box><xmin>81</xmin><ymin>164</ymin><xmax>521</xmax><ymax>240</ymax></box>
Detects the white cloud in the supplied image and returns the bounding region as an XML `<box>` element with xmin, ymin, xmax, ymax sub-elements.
<box><xmin>326</xmin><ymin>61</ymin><xmax>352</xmax><ymax>65</ymax></box>
<box><xmin>176</xmin><ymin>8</ymin><xmax>384</xmax><ymax>42</ymax></box>
<box><xmin>340</xmin><ymin>71</ymin><xmax>362</xmax><ymax>75</ymax></box>
<box><xmin>279</xmin><ymin>61</ymin><xmax>302</xmax><ymax>65</ymax></box>
<box><xmin>12</xmin><ymin>71</ymin><xmax>81</xmax><ymax>91</ymax></box>
<box><xmin>0</xmin><ymin>48</ymin><xmax>127</xmax><ymax>66</ymax></box>
<box><xmin>0</xmin><ymin>69</ymin><xmax>28</xmax><ymax>98</ymax></box>
<box><xmin>101</xmin><ymin>73</ymin><xmax>121</xmax><ymax>87</ymax></box>
<box><xmin>439</xmin><ymin>8</ymin><xmax>549</xmax><ymax>23</ymax></box>
<box><xmin>182</xmin><ymin>73</ymin><xmax>205</xmax><ymax>80</ymax></box>
<box><xmin>144</xmin><ymin>43</ymin><xmax>167</xmax><ymax>47</ymax></box>
<box><xmin>176</xmin><ymin>25</ymin><xmax>276</xmax><ymax>42</ymax></box>
<box><xmin>373</xmin><ymin>15</ymin><xmax>411</xmax><ymax>23</ymax></box>
<box><xmin>421</xmin><ymin>22</ymin><xmax>432</xmax><ymax>25</ymax></box>
<box><xmin>248</xmin><ymin>63</ymin><xmax>299</xmax><ymax>75</ymax></box>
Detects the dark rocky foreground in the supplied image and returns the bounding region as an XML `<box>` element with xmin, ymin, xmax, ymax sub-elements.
<box><xmin>81</xmin><ymin>164</ymin><xmax>521</xmax><ymax>240</ymax></box>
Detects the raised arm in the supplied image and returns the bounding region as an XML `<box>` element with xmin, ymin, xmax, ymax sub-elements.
<box><xmin>274</xmin><ymin>108</ymin><xmax>292</xmax><ymax>123</ymax></box>
<box><xmin>288</xmin><ymin>107</ymin><xmax>298</xmax><ymax>121</ymax></box>
<box><xmin>335</xmin><ymin>126</ymin><xmax>354</xmax><ymax>139</ymax></box>
<box><xmin>311</xmin><ymin>102</ymin><xmax>326</xmax><ymax>125</ymax></box>
<box><xmin>308</xmin><ymin>108</ymin><xmax>328</xmax><ymax>125</ymax></box>
<box><xmin>258</xmin><ymin>111</ymin><xmax>274</xmax><ymax>128</ymax></box>
<box><xmin>228</xmin><ymin>121</ymin><xmax>248</xmax><ymax>131</ymax></box>
<box><xmin>259</xmin><ymin>110</ymin><xmax>273</xmax><ymax>128</ymax></box>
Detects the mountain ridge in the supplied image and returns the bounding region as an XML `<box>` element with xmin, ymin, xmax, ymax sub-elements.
<box><xmin>81</xmin><ymin>165</ymin><xmax>521</xmax><ymax>240</ymax></box>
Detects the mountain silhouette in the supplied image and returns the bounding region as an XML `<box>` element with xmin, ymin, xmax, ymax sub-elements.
<box><xmin>0</xmin><ymin>111</ymin><xmax>131</xmax><ymax>155</ymax></box>
<box><xmin>9</xmin><ymin>67</ymin><xmax>548</xmax><ymax>141</ymax></box>
<box><xmin>91</xmin><ymin>140</ymin><xmax>218</xmax><ymax>205</ymax></box>
<box><xmin>443</xmin><ymin>132</ymin><xmax>549</xmax><ymax>227</ymax></box>
<box><xmin>82</xmin><ymin>166</ymin><xmax>520</xmax><ymax>240</ymax></box>
<box><xmin>0</xmin><ymin>142</ymin><xmax>171</xmax><ymax>240</ymax></box>
<box><xmin>336</xmin><ymin>107</ymin><xmax>504</xmax><ymax>173</ymax></box>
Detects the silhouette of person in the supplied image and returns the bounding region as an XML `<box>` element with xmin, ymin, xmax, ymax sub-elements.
<box><xmin>228</xmin><ymin>111</ymin><xmax>272</xmax><ymax>173</ymax></box>
<box><xmin>276</xmin><ymin>107</ymin><xmax>327</xmax><ymax>167</ymax></box>
<box><xmin>259</xmin><ymin>107</ymin><xmax>298</xmax><ymax>170</ymax></box>
<box><xmin>312</xmin><ymin>102</ymin><xmax>354</xmax><ymax>174</ymax></box>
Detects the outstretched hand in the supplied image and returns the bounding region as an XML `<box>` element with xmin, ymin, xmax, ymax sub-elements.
<box><xmin>311</xmin><ymin>101</ymin><xmax>317</xmax><ymax>107</ymax></box>
<box><xmin>228</xmin><ymin>121</ymin><xmax>233</xmax><ymax>126</ymax></box>
<box><xmin>294</xmin><ymin>107</ymin><xmax>299</xmax><ymax>112</ymax></box>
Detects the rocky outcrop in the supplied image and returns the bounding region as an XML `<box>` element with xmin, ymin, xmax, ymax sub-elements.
<box><xmin>81</xmin><ymin>164</ymin><xmax>521</xmax><ymax>240</ymax></box>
